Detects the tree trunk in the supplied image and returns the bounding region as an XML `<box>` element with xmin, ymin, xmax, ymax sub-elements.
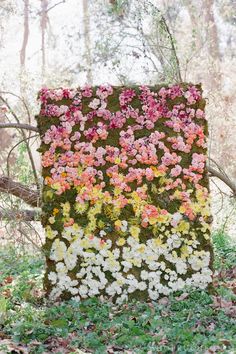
<box><xmin>203</xmin><ymin>0</ymin><xmax>221</xmax><ymax>89</ymax></box>
<box><xmin>40</xmin><ymin>0</ymin><xmax>48</xmax><ymax>78</ymax></box>
<box><xmin>20</xmin><ymin>0</ymin><xmax>29</xmax><ymax>95</ymax></box>
<box><xmin>20</xmin><ymin>0</ymin><xmax>29</xmax><ymax>68</ymax></box>
<box><xmin>82</xmin><ymin>0</ymin><xmax>93</xmax><ymax>84</ymax></box>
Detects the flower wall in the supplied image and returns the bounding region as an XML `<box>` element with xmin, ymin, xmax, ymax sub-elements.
<box><xmin>37</xmin><ymin>83</ymin><xmax>213</xmax><ymax>303</ymax></box>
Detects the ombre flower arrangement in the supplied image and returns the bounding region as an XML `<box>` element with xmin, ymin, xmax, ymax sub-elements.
<box><xmin>37</xmin><ymin>83</ymin><xmax>213</xmax><ymax>303</ymax></box>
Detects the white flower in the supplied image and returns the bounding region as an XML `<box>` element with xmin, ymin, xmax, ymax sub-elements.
<box><xmin>175</xmin><ymin>260</ymin><xmax>187</xmax><ymax>275</ymax></box>
<box><xmin>79</xmin><ymin>285</ymin><xmax>88</xmax><ymax>297</ymax></box>
<box><xmin>50</xmin><ymin>287</ymin><xmax>62</xmax><ymax>299</ymax></box>
<box><xmin>48</xmin><ymin>271</ymin><xmax>57</xmax><ymax>284</ymax></box>
<box><xmin>50</xmin><ymin>239</ymin><xmax>67</xmax><ymax>262</ymax></box>
<box><xmin>121</xmin><ymin>220</ymin><xmax>128</xmax><ymax>232</ymax></box>
<box><xmin>121</xmin><ymin>260</ymin><xmax>132</xmax><ymax>272</ymax></box>
<box><xmin>56</xmin><ymin>262</ymin><xmax>67</xmax><ymax>273</ymax></box>
<box><xmin>64</xmin><ymin>252</ymin><xmax>77</xmax><ymax>270</ymax></box>
<box><xmin>171</xmin><ymin>213</ymin><xmax>182</xmax><ymax>227</ymax></box>
<box><xmin>69</xmin><ymin>287</ymin><xmax>79</xmax><ymax>295</ymax></box>
<box><xmin>138</xmin><ymin>281</ymin><xmax>147</xmax><ymax>291</ymax></box>
<box><xmin>148</xmin><ymin>289</ymin><xmax>159</xmax><ymax>300</ymax></box>
<box><xmin>141</xmin><ymin>270</ymin><xmax>149</xmax><ymax>280</ymax></box>
<box><xmin>116</xmin><ymin>293</ymin><xmax>128</xmax><ymax>305</ymax></box>
<box><xmin>71</xmin><ymin>295</ymin><xmax>81</xmax><ymax>302</ymax></box>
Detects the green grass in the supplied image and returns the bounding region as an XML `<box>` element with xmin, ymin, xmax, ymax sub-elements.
<box><xmin>0</xmin><ymin>230</ymin><xmax>235</xmax><ymax>353</ymax></box>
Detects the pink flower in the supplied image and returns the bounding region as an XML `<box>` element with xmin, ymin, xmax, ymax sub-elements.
<box><xmin>145</xmin><ymin>168</ymin><xmax>155</xmax><ymax>181</ymax></box>
<box><xmin>42</xmin><ymin>151</ymin><xmax>55</xmax><ymax>167</ymax></box>
<box><xmin>191</xmin><ymin>153</ymin><xmax>206</xmax><ymax>172</ymax></box>
<box><xmin>119</xmin><ymin>89</ymin><xmax>136</xmax><ymax>106</ymax></box>
<box><xmin>161</xmin><ymin>152</ymin><xmax>181</xmax><ymax>166</ymax></box>
<box><xmin>96</xmin><ymin>85</ymin><xmax>113</xmax><ymax>99</ymax></box>
<box><xmin>184</xmin><ymin>86</ymin><xmax>201</xmax><ymax>105</ymax></box>
<box><xmin>81</xmin><ymin>84</ymin><xmax>93</xmax><ymax>97</ymax></box>
<box><xmin>170</xmin><ymin>165</ymin><xmax>182</xmax><ymax>177</ymax></box>
<box><xmin>196</xmin><ymin>109</ymin><xmax>205</xmax><ymax>119</ymax></box>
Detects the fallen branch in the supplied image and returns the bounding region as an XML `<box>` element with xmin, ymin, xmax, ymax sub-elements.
<box><xmin>0</xmin><ymin>176</ymin><xmax>40</xmax><ymax>207</ymax></box>
<box><xmin>0</xmin><ymin>122</ymin><xmax>39</xmax><ymax>132</ymax></box>
<box><xmin>0</xmin><ymin>209</ymin><xmax>39</xmax><ymax>221</ymax></box>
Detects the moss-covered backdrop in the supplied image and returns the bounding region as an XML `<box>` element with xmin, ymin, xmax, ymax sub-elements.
<box><xmin>36</xmin><ymin>83</ymin><xmax>213</xmax><ymax>303</ymax></box>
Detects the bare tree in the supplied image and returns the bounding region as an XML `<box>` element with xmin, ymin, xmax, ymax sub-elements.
<box><xmin>82</xmin><ymin>0</ymin><xmax>93</xmax><ymax>83</ymax></box>
<box><xmin>20</xmin><ymin>0</ymin><xmax>29</xmax><ymax>69</ymax></box>
<box><xmin>40</xmin><ymin>0</ymin><xmax>48</xmax><ymax>78</ymax></box>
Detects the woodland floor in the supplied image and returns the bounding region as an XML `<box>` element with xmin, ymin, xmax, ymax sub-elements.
<box><xmin>0</xmin><ymin>230</ymin><xmax>235</xmax><ymax>354</ymax></box>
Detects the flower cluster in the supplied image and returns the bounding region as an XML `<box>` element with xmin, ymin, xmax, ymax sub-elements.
<box><xmin>37</xmin><ymin>83</ymin><xmax>212</xmax><ymax>302</ymax></box>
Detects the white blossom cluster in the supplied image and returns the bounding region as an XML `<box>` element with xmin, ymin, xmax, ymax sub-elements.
<box><xmin>47</xmin><ymin>228</ymin><xmax>213</xmax><ymax>303</ymax></box>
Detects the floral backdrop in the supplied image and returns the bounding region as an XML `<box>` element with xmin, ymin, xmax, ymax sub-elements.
<box><xmin>37</xmin><ymin>83</ymin><xmax>213</xmax><ymax>303</ymax></box>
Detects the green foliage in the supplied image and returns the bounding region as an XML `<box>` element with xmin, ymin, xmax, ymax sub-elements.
<box><xmin>213</xmin><ymin>229</ymin><xmax>236</xmax><ymax>270</ymax></box>
<box><xmin>15</xmin><ymin>142</ymin><xmax>34</xmax><ymax>185</ymax></box>
<box><xmin>0</xmin><ymin>230</ymin><xmax>235</xmax><ymax>353</ymax></box>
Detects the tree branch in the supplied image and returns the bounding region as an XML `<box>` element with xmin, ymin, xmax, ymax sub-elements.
<box><xmin>207</xmin><ymin>165</ymin><xmax>236</xmax><ymax>196</ymax></box>
<box><xmin>0</xmin><ymin>209</ymin><xmax>39</xmax><ymax>221</ymax></box>
<box><xmin>0</xmin><ymin>122</ymin><xmax>39</xmax><ymax>132</ymax></box>
<box><xmin>0</xmin><ymin>95</ymin><xmax>40</xmax><ymax>189</ymax></box>
<box><xmin>0</xmin><ymin>176</ymin><xmax>40</xmax><ymax>207</ymax></box>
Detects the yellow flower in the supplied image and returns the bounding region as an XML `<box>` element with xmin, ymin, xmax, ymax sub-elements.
<box><xmin>158</xmin><ymin>187</ymin><xmax>165</xmax><ymax>193</ymax></box>
<box><xmin>44</xmin><ymin>190</ymin><xmax>53</xmax><ymax>199</ymax></box>
<box><xmin>45</xmin><ymin>225</ymin><xmax>58</xmax><ymax>239</ymax></box>
<box><xmin>51</xmin><ymin>182</ymin><xmax>61</xmax><ymax>191</ymax></box>
<box><xmin>114</xmin><ymin>187</ymin><xmax>122</xmax><ymax>196</ymax></box>
<box><xmin>203</xmin><ymin>233</ymin><xmax>210</xmax><ymax>240</ymax></box>
<box><xmin>172</xmin><ymin>250</ymin><xmax>178</xmax><ymax>258</ymax></box>
<box><xmin>179</xmin><ymin>205</ymin><xmax>186</xmax><ymax>213</ymax></box>
<box><xmin>132</xmin><ymin>259</ymin><xmax>141</xmax><ymax>266</ymax></box>
<box><xmin>149</xmin><ymin>217</ymin><xmax>157</xmax><ymax>225</ymax></box>
<box><xmin>130</xmin><ymin>225</ymin><xmax>140</xmax><ymax>239</ymax></box>
<box><xmin>75</xmin><ymin>202</ymin><xmax>88</xmax><ymax>214</ymax></box>
<box><xmin>180</xmin><ymin>245</ymin><xmax>189</xmax><ymax>259</ymax></box>
<box><xmin>137</xmin><ymin>244</ymin><xmax>146</xmax><ymax>253</ymax></box>
<box><xmin>176</xmin><ymin>220</ymin><xmax>190</xmax><ymax>234</ymax></box>
<box><xmin>72</xmin><ymin>223</ymin><xmax>80</xmax><ymax>231</ymax></box>
<box><xmin>115</xmin><ymin>157</ymin><xmax>121</xmax><ymax>164</ymax></box>
<box><xmin>80</xmin><ymin>239</ymin><xmax>90</xmax><ymax>249</ymax></box>
<box><xmin>103</xmin><ymin>193</ymin><xmax>112</xmax><ymax>203</ymax></box>
<box><xmin>200</xmin><ymin>222</ymin><xmax>211</xmax><ymax>232</ymax></box>
<box><xmin>150</xmin><ymin>166</ymin><xmax>165</xmax><ymax>177</ymax></box>
<box><xmin>61</xmin><ymin>202</ymin><xmax>70</xmax><ymax>215</ymax></box>
<box><xmin>154</xmin><ymin>238</ymin><xmax>163</xmax><ymax>246</ymax></box>
<box><xmin>115</xmin><ymin>220</ymin><xmax>122</xmax><ymax>229</ymax></box>
<box><xmin>156</xmin><ymin>214</ymin><xmax>170</xmax><ymax>224</ymax></box>
<box><xmin>201</xmin><ymin>206</ymin><xmax>211</xmax><ymax>217</ymax></box>
<box><xmin>173</xmin><ymin>190</ymin><xmax>182</xmax><ymax>199</ymax></box>
<box><xmin>53</xmin><ymin>208</ymin><xmax>59</xmax><ymax>215</ymax></box>
<box><xmin>98</xmin><ymin>220</ymin><xmax>105</xmax><ymax>228</ymax></box>
<box><xmin>116</xmin><ymin>238</ymin><xmax>126</xmax><ymax>246</ymax></box>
